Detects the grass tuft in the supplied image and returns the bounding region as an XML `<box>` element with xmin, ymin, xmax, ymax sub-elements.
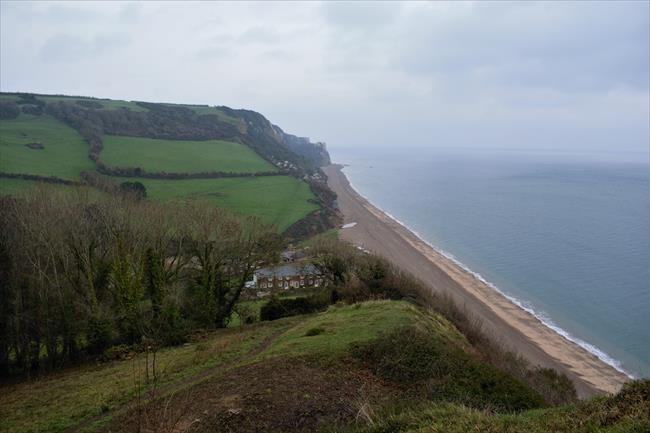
<box><xmin>305</xmin><ymin>327</ymin><xmax>326</xmax><ymax>337</ymax></box>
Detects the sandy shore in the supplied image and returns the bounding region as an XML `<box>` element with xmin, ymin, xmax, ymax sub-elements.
<box><xmin>323</xmin><ymin>164</ymin><xmax>629</xmax><ymax>397</ymax></box>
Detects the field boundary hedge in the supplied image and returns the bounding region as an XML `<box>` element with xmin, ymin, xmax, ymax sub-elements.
<box><xmin>95</xmin><ymin>164</ymin><xmax>287</xmax><ymax>179</ymax></box>
<box><xmin>0</xmin><ymin>172</ymin><xmax>82</xmax><ymax>186</ymax></box>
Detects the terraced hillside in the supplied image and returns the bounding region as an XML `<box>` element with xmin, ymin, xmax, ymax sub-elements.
<box><xmin>0</xmin><ymin>92</ymin><xmax>334</xmax><ymax>233</ymax></box>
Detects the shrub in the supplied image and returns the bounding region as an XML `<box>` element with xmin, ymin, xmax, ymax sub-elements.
<box><xmin>305</xmin><ymin>327</ymin><xmax>325</xmax><ymax>336</ymax></box>
<box><xmin>76</xmin><ymin>100</ymin><xmax>104</xmax><ymax>109</ymax></box>
<box><xmin>352</xmin><ymin>326</ymin><xmax>546</xmax><ymax>412</ymax></box>
<box><xmin>525</xmin><ymin>367</ymin><xmax>578</xmax><ymax>405</ymax></box>
<box><xmin>103</xmin><ymin>344</ymin><xmax>132</xmax><ymax>361</ymax></box>
<box><xmin>260</xmin><ymin>296</ymin><xmax>327</xmax><ymax>321</ymax></box>
<box><xmin>0</xmin><ymin>101</ymin><xmax>20</xmax><ymax>119</ymax></box>
<box><xmin>21</xmin><ymin>104</ymin><xmax>43</xmax><ymax>115</ymax></box>
<box><xmin>155</xmin><ymin>301</ymin><xmax>188</xmax><ymax>346</ymax></box>
<box><xmin>119</xmin><ymin>181</ymin><xmax>147</xmax><ymax>200</ymax></box>
<box><xmin>87</xmin><ymin>315</ymin><xmax>114</xmax><ymax>355</ymax></box>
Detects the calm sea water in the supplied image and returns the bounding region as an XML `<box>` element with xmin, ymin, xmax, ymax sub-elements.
<box><xmin>331</xmin><ymin>146</ymin><xmax>650</xmax><ymax>378</ymax></box>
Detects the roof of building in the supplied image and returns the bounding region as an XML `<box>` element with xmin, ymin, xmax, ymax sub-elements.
<box><xmin>281</xmin><ymin>250</ymin><xmax>296</xmax><ymax>260</ymax></box>
<box><xmin>256</xmin><ymin>263</ymin><xmax>320</xmax><ymax>278</ymax></box>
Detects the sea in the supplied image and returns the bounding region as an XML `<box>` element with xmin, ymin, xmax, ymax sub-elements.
<box><xmin>330</xmin><ymin>146</ymin><xmax>650</xmax><ymax>379</ymax></box>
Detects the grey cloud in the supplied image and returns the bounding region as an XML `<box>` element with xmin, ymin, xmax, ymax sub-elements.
<box><xmin>40</xmin><ymin>33</ymin><xmax>130</xmax><ymax>62</ymax></box>
<box><xmin>394</xmin><ymin>2</ymin><xmax>649</xmax><ymax>93</ymax></box>
<box><xmin>196</xmin><ymin>45</ymin><xmax>231</xmax><ymax>60</ymax></box>
<box><xmin>238</xmin><ymin>26</ymin><xmax>284</xmax><ymax>44</ymax></box>
<box><xmin>118</xmin><ymin>2</ymin><xmax>143</xmax><ymax>22</ymax></box>
<box><xmin>321</xmin><ymin>1</ymin><xmax>401</xmax><ymax>32</ymax></box>
<box><xmin>1</xmin><ymin>1</ymin><xmax>648</xmax><ymax>154</ymax></box>
<box><xmin>260</xmin><ymin>49</ymin><xmax>295</xmax><ymax>62</ymax></box>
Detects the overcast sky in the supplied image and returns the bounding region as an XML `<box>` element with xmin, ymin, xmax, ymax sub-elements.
<box><xmin>1</xmin><ymin>1</ymin><xmax>648</xmax><ymax>156</ymax></box>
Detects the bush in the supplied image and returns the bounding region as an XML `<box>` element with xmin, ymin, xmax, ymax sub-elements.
<box><xmin>103</xmin><ymin>344</ymin><xmax>132</xmax><ymax>361</ymax></box>
<box><xmin>352</xmin><ymin>326</ymin><xmax>546</xmax><ymax>412</ymax></box>
<box><xmin>155</xmin><ymin>302</ymin><xmax>188</xmax><ymax>346</ymax></box>
<box><xmin>76</xmin><ymin>100</ymin><xmax>104</xmax><ymax>109</ymax></box>
<box><xmin>260</xmin><ymin>296</ymin><xmax>327</xmax><ymax>321</ymax></box>
<box><xmin>305</xmin><ymin>327</ymin><xmax>325</xmax><ymax>336</ymax></box>
<box><xmin>87</xmin><ymin>315</ymin><xmax>113</xmax><ymax>355</ymax></box>
<box><xmin>21</xmin><ymin>104</ymin><xmax>43</xmax><ymax>116</ymax></box>
<box><xmin>119</xmin><ymin>181</ymin><xmax>147</xmax><ymax>200</ymax></box>
<box><xmin>526</xmin><ymin>367</ymin><xmax>578</xmax><ymax>405</ymax></box>
<box><xmin>0</xmin><ymin>101</ymin><xmax>20</xmax><ymax>119</ymax></box>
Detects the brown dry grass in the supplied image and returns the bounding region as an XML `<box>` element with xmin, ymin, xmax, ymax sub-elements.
<box><xmin>102</xmin><ymin>358</ymin><xmax>398</xmax><ymax>433</ymax></box>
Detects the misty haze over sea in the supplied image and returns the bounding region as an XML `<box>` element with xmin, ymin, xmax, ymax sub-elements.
<box><xmin>332</xmin><ymin>146</ymin><xmax>650</xmax><ymax>378</ymax></box>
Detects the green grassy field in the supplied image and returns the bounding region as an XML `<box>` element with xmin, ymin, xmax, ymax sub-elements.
<box><xmin>101</xmin><ymin>136</ymin><xmax>275</xmax><ymax>173</ymax></box>
<box><xmin>1</xmin><ymin>178</ymin><xmax>71</xmax><ymax>194</ymax></box>
<box><xmin>0</xmin><ymin>175</ymin><xmax>316</xmax><ymax>232</ymax></box>
<box><xmin>115</xmin><ymin>175</ymin><xmax>318</xmax><ymax>231</ymax></box>
<box><xmin>0</xmin><ymin>114</ymin><xmax>94</xmax><ymax>180</ymax></box>
<box><xmin>0</xmin><ymin>178</ymin><xmax>48</xmax><ymax>194</ymax></box>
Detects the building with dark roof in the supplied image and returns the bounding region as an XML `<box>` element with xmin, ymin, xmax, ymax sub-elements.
<box><xmin>251</xmin><ymin>263</ymin><xmax>324</xmax><ymax>290</ymax></box>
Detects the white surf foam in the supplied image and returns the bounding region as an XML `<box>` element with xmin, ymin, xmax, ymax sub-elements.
<box><xmin>341</xmin><ymin>166</ymin><xmax>634</xmax><ymax>379</ymax></box>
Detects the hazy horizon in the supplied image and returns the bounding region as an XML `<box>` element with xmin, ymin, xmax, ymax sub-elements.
<box><xmin>2</xmin><ymin>1</ymin><xmax>648</xmax><ymax>155</ymax></box>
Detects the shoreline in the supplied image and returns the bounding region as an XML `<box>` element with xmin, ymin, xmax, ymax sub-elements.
<box><xmin>343</xmin><ymin>167</ymin><xmax>632</xmax><ymax>380</ymax></box>
<box><xmin>323</xmin><ymin>163</ymin><xmax>630</xmax><ymax>397</ymax></box>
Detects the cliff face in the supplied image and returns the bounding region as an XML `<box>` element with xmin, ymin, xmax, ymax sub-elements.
<box><xmin>218</xmin><ymin>105</ymin><xmax>331</xmax><ymax>169</ymax></box>
<box><xmin>275</xmin><ymin>128</ymin><xmax>331</xmax><ymax>167</ymax></box>
<box><xmin>2</xmin><ymin>92</ymin><xmax>332</xmax><ymax>173</ymax></box>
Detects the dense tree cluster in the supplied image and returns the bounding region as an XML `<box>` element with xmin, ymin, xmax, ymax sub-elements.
<box><xmin>75</xmin><ymin>100</ymin><xmax>104</xmax><ymax>109</ymax></box>
<box><xmin>21</xmin><ymin>105</ymin><xmax>43</xmax><ymax>116</ymax></box>
<box><xmin>0</xmin><ymin>101</ymin><xmax>20</xmax><ymax>119</ymax></box>
<box><xmin>0</xmin><ymin>188</ymin><xmax>279</xmax><ymax>377</ymax></box>
<box><xmin>119</xmin><ymin>181</ymin><xmax>147</xmax><ymax>199</ymax></box>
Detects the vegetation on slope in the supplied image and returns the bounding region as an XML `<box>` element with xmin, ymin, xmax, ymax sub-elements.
<box><xmin>0</xmin><ymin>91</ymin><xmax>338</xmax><ymax>235</ymax></box>
<box><xmin>0</xmin><ymin>114</ymin><xmax>93</xmax><ymax>179</ymax></box>
<box><xmin>1</xmin><ymin>200</ymin><xmax>648</xmax><ymax>432</ymax></box>
<box><xmin>347</xmin><ymin>379</ymin><xmax>650</xmax><ymax>433</ymax></box>
<box><xmin>0</xmin><ymin>320</ymin><xmax>295</xmax><ymax>433</ymax></box>
<box><xmin>0</xmin><ymin>301</ymin><xmax>530</xmax><ymax>433</ymax></box>
<box><xmin>4</xmin><ymin>92</ymin><xmax>644</xmax><ymax>433</ymax></box>
<box><xmin>37</xmin><ymin>95</ymin><xmax>148</xmax><ymax>112</ymax></box>
<box><xmin>0</xmin><ymin>188</ymin><xmax>279</xmax><ymax>378</ymax></box>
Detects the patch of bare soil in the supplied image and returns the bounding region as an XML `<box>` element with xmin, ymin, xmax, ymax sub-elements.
<box><xmin>25</xmin><ymin>142</ymin><xmax>44</xmax><ymax>150</ymax></box>
<box><xmin>105</xmin><ymin>358</ymin><xmax>397</xmax><ymax>433</ymax></box>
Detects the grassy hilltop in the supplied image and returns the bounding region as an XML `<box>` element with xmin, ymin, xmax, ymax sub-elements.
<box><xmin>1</xmin><ymin>299</ymin><xmax>648</xmax><ymax>433</ymax></box>
<box><xmin>0</xmin><ymin>92</ymin><xmax>332</xmax><ymax>233</ymax></box>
